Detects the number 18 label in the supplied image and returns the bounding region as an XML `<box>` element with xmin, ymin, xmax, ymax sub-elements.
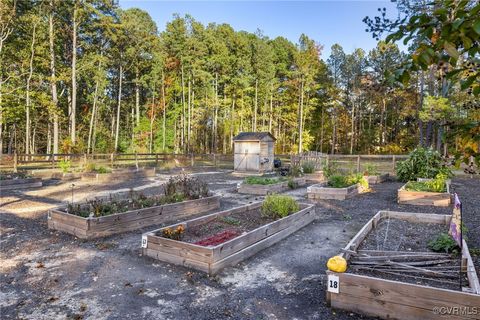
<box><xmin>327</xmin><ymin>274</ymin><xmax>340</xmax><ymax>293</ymax></box>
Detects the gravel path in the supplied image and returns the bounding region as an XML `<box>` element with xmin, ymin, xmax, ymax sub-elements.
<box><xmin>1</xmin><ymin>172</ymin><xmax>479</xmax><ymax>320</ymax></box>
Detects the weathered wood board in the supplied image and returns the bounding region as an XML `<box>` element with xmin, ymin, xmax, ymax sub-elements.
<box><xmin>143</xmin><ymin>202</ymin><xmax>316</xmax><ymax>275</ymax></box>
<box><xmin>81</xmin><ymin>168</ymin><xmax>156</xmax><ymax>182</ymax></box>
<box><xmin>0</xmin><ymin>178</ymin><xmax>43</xmax><ymax>191</ymax></box>
<box><xmin>307</xmin><ymin>182</ymin><xmax>359</xmax><ymax>200</ymax></box>
<box><xmin>326</xmin><ymin>210</ymin><xmax>480</xmax><ymax>320</ymax></box>
<box><xmin>364</xmin><ymin>173</ymin><xmax>389</xmax><ymax>184</ymax></box>
<box><xmin>237</xmin><ymin>177</ymin><xmax>306</xmax><ymax>195</ymax></box>
<box><xmin>304</xmin><ymin>171</ymin><xmax>325</xmax><ymax>183</ymax></box>
<box><xmin>397</xmin><ymin>183</ymin><xmax>451</xmax><ymax>207</ymax></box>
<box><xmin>48</xmin><ymin>195</ymin><xmax>220</xmax><ymax>239</ymax></box>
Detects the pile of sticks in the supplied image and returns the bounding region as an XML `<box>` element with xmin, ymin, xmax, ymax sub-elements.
<box><xmin>344</xmin><ymin>249</ymin><xmax>462</xmax><ymax>285</ymax></box>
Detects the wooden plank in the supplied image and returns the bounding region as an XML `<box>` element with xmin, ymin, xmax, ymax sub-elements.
<box><xmin>463</xmin><ymin>239</ymin><xmax>480</xmax><ymax>294</ymax></box>
<box><xmin>382</xmin><ymin>211</ymin><xmax>450</xmax><ymax>225</ymax></box>
<box><xmin>47</xmin><ymin>219</ymin><xmax>88</xmax><ymax>238</ymax></box>
<box><xmin>146</xmin><ymin>241</ymin><xmax>214</xmax><ymax>264</ymax></box>
<box><xmin>339</xmin><ymin>212</ymin><xmax>378</xmax><ymax>260</ymax></box>
<box><xmin>209</xmin><ymin>209</ymin><xmax>315</xmax><ymax>274</ymax></box>
<box><xmin>398</xmin><ymin>184</ymin><xmax>451</xmax><ymax>207</ymax></box>
<box><xmin>48</xmin><ymin>210</ymin><xmax>88</xmax><ymax>229</ymax></box>
<box><xmin>330</xmin><ymin>272</ymin><xmax>480</xmax><ymax>319</ymax></box>
<box><xmin>143</xmin><ymin>248</ymin><xmax>210</xmax><ymax>273</ymax></box>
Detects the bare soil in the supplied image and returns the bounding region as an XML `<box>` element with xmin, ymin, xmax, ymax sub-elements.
<box><xmin>180</xmin><ymin>208</ymin><xmax>275</xmax><ymax>244</ymax></box>
<box><xmin>355</xmin><ymin>219</ymin><xmax>463</xmax><ymax>291</ymax></box>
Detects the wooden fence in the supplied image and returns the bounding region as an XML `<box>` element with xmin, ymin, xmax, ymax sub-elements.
<box><xmin>0</xmin><ymin>151</ymin><xmax>405</xmax><ymax>174</ymax></box>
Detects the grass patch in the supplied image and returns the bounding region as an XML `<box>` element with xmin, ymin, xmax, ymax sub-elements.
<box><xmin>261</xmin><ymin>195</ymin><xmax>299</xmax><ymax>219</ymax></box>
<box><xmin>244</xmin><ymin>176</ymin><xmax>286</xmax><ymax>185</ymax></box>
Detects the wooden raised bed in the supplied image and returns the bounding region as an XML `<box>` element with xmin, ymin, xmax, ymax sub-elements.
<box><xmin>48</xmin><ymin>194</ymin><xmax>220</xmax><ymax>239</ymax></box>
<box><xmin>326</xmin><ymin>210</ymin><xmax>480</xmax><ymax>320</ymax></box>
<box><xmin>237</xmin><ymin>177</ymin><xmax>306</xmax><ymax>195</ymax></box>
<box><xmin>304</xmin><ymin>171</ymin><xmax>325</xmax><ymax>183</ymax></box>
<box><xmin>364</xmin><ymin>173</ymin><xmax>389</xmax><ymax>184</ymax></box>
<box><xmin>0</xmin><ymin>177</ymin><xmax>42</xmax><ymax>191</ymax></box>
<box><xmin>307</xmin><ymin>182</ymin><xmax>359</xmax><ymax>200</ymax></box>
<box><xmin>398</xmin><ymin>181</ymin><xmax>451</xmax><ymax>207</ymax></box>
<box><xmin>142</xmin><ymin>201</ymin><xmax>315</xmax><ymax>275</ymax></box>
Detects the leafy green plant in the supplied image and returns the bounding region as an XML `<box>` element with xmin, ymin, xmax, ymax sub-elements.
<box><xmin>84</xmin><ymin>163</ymin><xmax>111</xmax><ymax>174</ymax></box>
<box><xmin>302</xmin><ymin>161</ymin><xmax>316</xmax><ymax>174</ymax></box>
<box><xmin>405</xmin><ymin>172</ymin><xmax>449</xmax><ymax>193</ymax></box>
<box><xmin>322</xmin><ymin>162</ymin><xmax>339</xmax><ymax>178</ymax></box>
<box><xmin>221</xmin><ymin>216</ymin><xmax>241</xmax><ymax>226</ymax></box>
<box><xmin>244</xmin><ymin>176</ymin><xmax>285</xmax><ymax>185</ymax></box>
<box><xmin>287</xmin><ymin>178</ymin><xmax>298</xmax><ymax>189</ymax></box>
<box><xmin>58</xmin><ymin>159</ymin><xmax>71</xmax><ymax>173</ymax></box>
<box><xmin>261</xmin><ymin>195</ymin><xmax>299</xmax><ymax>219</ymax></box>
<box><xmin>428</xmin><ymin>233</ymin><xmax>459</xmax><ymax>254</ymax></box>
<box><xmin>327</xmin><ymin>173</ymin><xmax>368</xmax><ymax>189</ymax></box>
<box><xmin>396</xmin><ymin>147</ymin><xmax>452</xmax><ymax>182</ymax></box>
<box><xmin>363</xmin><ymin>163</ymin><xmax>379</xmax><ymax>176</ymax></box>
<box><xmin>289</xmin><ymin>164</ymin><xmax>303</xmax><ymax>177</ymax></box>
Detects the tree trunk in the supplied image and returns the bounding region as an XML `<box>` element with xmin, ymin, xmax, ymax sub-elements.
<box><xmin>268</xmin><ymin>83</ymin><xmax>273</xmax><ymax>133</ymax></box>
<box><xmin>253</xmin><ymin>79</ymin><xmax>258</xmax><ymax>132</ymax></box>
<box><xmin>25</xmin><ymin>23</ymin><xmax>37</xmax><ymax>155</ymax></box>
<box><xmin>298</xmin><ymin>77</ymin><xmax>304</xmax><ymax>153</ymax></box>
<box><xmin>71</xmin><ymin>1</ymin><xmax>77</xmax><ymax>145</ymax></box>
<box><xmin>181</xmin><ymin>64</ymin><xmax>185</xmax><ymax>151</ymax></box>
<box><xmin>114</xmin><ymin>64</ymin><xmax>123</xmax><ymax>151</ymax></box>
<box><xmin>87</xmin><ymin>79</ymin><xmax>99</xmax><ymax>153</ymax></box>
<box><xmin>350</xmin><ymin>103</ymin><xmax>355</xmax><ymax>154</ymax></box>
<box><xmin>332</xmin><ymin>107</ymin><xmax>337</xmax><ymax>155</ymax></box>
<box><xmin>230</xmin><ymin>94</ymin><xmax>235</xmax><ymax>150</ymax></box>
<box><xmin>135</xmin><ymin>68</ymin><xmax>140</xmax><ymax>126</ymax></box>
<box><xmin>49</xmin><ymin>0</ymin><xmax>59</xmax><ymax>155</ymax></box>
<box><xmin>162</xmin><ymin>72</ymin><xmax>166</xmax><ymax>152</ymax></box>
<box><xmin>187</xmin><ymin>78</ymin><xmax>191</xmax><ymax>152</ymax></box>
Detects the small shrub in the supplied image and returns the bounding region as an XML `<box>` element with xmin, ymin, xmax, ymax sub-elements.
<box><xmin>58</xmin><ymin>159</ymin><xmax>71</xmax><ymax>173</ymax></box>
<box><xmin>302</xmin><ymin>161</ymin><xmax>316</xmax><ymax>174</ymax></box>
<box><xmin>363</xmin><ymin>163</ymin><xmax>379</xmax><ymax>176</ymax></box>
<box><xmin>396</xmin><ymin>147</ymin><xmax>452</xmax><ymax>182</ymax></box>
<box><xmin>322</xmin><ymin>162</ymin><xmax>339</xmax><ymax>178</ymax></box>
<box><xmin>428</xmin><ymin>233</ymin><xmax>459</xmax><ymax>254</ymax></box>
<box><xmin>221</xmin><ymin>216</ymin><xmax>241</xmax><ymax>226</ymax></box>
<box><xmin>261</xmin><ymin>195</ymin><xmax>299</xmax><ymax>219</ymax></box>
<box><xmin>164</xmin><ymin>174</ymin><xmax>209</xmax><ymax>199</ymax></box>
<box><xmin>289</xmin><ymin>164</ymin><xmax>303</xmax><ymax>177</ymax></box>
<box><xmin>287</xmin><ymin>178</ymin><xmax>298</xmax><ymax>189</ymax></box>
<box><xmin>327</xmin><ymin>175</ymin><xmax>349</xmax><ymax>188</ymax></box>
<box><xmin>244</xmin><ymin>176</ymin><xmax>285</xmax><ymax>185</ymax></box>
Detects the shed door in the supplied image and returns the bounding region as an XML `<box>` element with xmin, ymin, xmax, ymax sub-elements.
<box><xmin>235</xmin><ymin>142</ymin><xmax>260</xmax><ymax>171</ymax></box>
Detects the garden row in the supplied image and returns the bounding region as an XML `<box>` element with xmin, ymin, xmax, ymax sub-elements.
<box><xmin>324</xmin><ymin>147</ymin><xmax>479</xmax><ymax>319</ymax></box>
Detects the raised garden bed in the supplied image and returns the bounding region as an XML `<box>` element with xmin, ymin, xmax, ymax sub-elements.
<box><xmin>304</xmin><ymin>171</ymin><xmax>325</xmax><ymax>183</ymax></box>
<box><xmin>364</xmin><ymin>173</ymin><xmax>389</xmax><ymax>184</ymax></box>
<box><xmin>142</xmin><ymin>201</ymin><xmax>315</xmax><ymax>274</ymax></box>
<box><xmin>398</xmin><ymin>180</ymin><xmax>451</xmax><ymax>207</ymax></box>
<box><xmin>326</xmin><ymin>210</ymin><xmax>480</xmax><ymax>320</ymax></box>
<box><xmin>0</xmin><ymin>176</ymin><xmax>42</xmax><ymax>191</ymax></box>
<box><xmin>237</xmin><ymin>177</ymin><xmax>306</xmax><ymax>195</ymax></box>
<box><xmin>307</xmin><ymin>182</ymin><xmax>359</xmax><ymax>200</ymax></box>
<box><xmin>48</xmin><ymin>194</ymin><xmax>220</xmax><ymax>239</ymax></box>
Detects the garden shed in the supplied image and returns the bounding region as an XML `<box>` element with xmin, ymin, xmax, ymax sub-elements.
<box><xmin>233</xmin><ymin>132</ymin><xmax>275</xmax><ymax>174</ymax></box>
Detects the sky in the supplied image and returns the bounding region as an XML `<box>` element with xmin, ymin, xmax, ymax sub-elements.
<box><xmin>119</xmin><ymin>0</ymin><xmax>400</xmax><ymax>59</ymax></box>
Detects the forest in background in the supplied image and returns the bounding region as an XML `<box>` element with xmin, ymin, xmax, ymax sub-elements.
<box><xmin>0</xmin><ymin>0</ymin><xmax>478</xmax><ymax>159</ymax></box>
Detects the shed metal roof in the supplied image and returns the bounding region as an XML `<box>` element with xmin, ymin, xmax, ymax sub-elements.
<box><xmin>233</xmin><ymin>132</ymin><xmax>276</xmax><ymax>141</ymax></box>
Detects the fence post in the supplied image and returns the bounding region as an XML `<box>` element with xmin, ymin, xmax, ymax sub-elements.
<box><xmin>83</xmin><ymin>153</ymin><xmax>87</xmax><ymax>166</ymax></box>
<box><xmin>191</xmin><ymin>153</ymin><xmax>194</xmax><ymax>167</ymax></box>
<box><xmin>392</xmin><ymin>155</ymin><xmax>396</xmax><ymax>174</ymax></box>
<box><xmin>135</xmin><ymin>152</ymin><xmax>139</xmax><ymax>170</ymax></box>
<box><xmin>357</xmin><ymin>155</ymin><xmax>361</xmax><ymax>173</ymax></box>
<box><xmin>13</xmin><ymin>152</ymin><xmax>18</xmax><ymax>173</ymax></box>
<box><xmin>51</xmin><ymin>154</ymin><xmax>55</xmax><ymax>169</ymax></box>
<box><xmin>213</xmin><ymin>154</ymin><xmax>217</xmax><ymax>167</ymax></box>
<box><xmin>155</xmin><ymin>153</ymin><xmax>159</xmax><ymax>167</ymax></box>
<box><xmin>110</xmin><ymin>153</ymin><xmax>114</xmax><ymax>168</ymax></box>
